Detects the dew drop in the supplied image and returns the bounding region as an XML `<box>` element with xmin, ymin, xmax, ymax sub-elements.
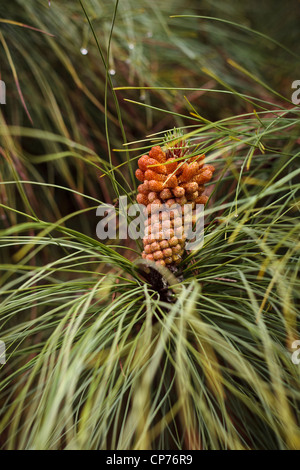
<box><xmin>80</xmin><ymin>47</ymin><xmax>88</xmax><ymax>56</ymax></box>
<box><xmin>128</xmin><ymin>43</ymin><xmax>135</xmax><ymax>50</ymax></box>
<box><xmin>109</xmin><ymin>69</ymin><xmax>116</xmax><ymax>76</ymax></box>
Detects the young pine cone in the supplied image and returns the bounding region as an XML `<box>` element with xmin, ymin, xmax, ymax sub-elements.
<box><xmin>136</xmin><ymin>145</ymin><xmax>215</xmax><ymax>268</ymax></box>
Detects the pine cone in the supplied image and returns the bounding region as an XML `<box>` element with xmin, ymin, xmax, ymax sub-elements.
<box><xmin>136</xmin><ymin>145</ymin><xmax>215</xmax><ymax>267</ymax></box>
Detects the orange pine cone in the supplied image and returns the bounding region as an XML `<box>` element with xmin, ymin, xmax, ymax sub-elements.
<box><xmin>136</xmin><ymin>144</ymin><xmax>215</xmax><ymax>268</ymax></box>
